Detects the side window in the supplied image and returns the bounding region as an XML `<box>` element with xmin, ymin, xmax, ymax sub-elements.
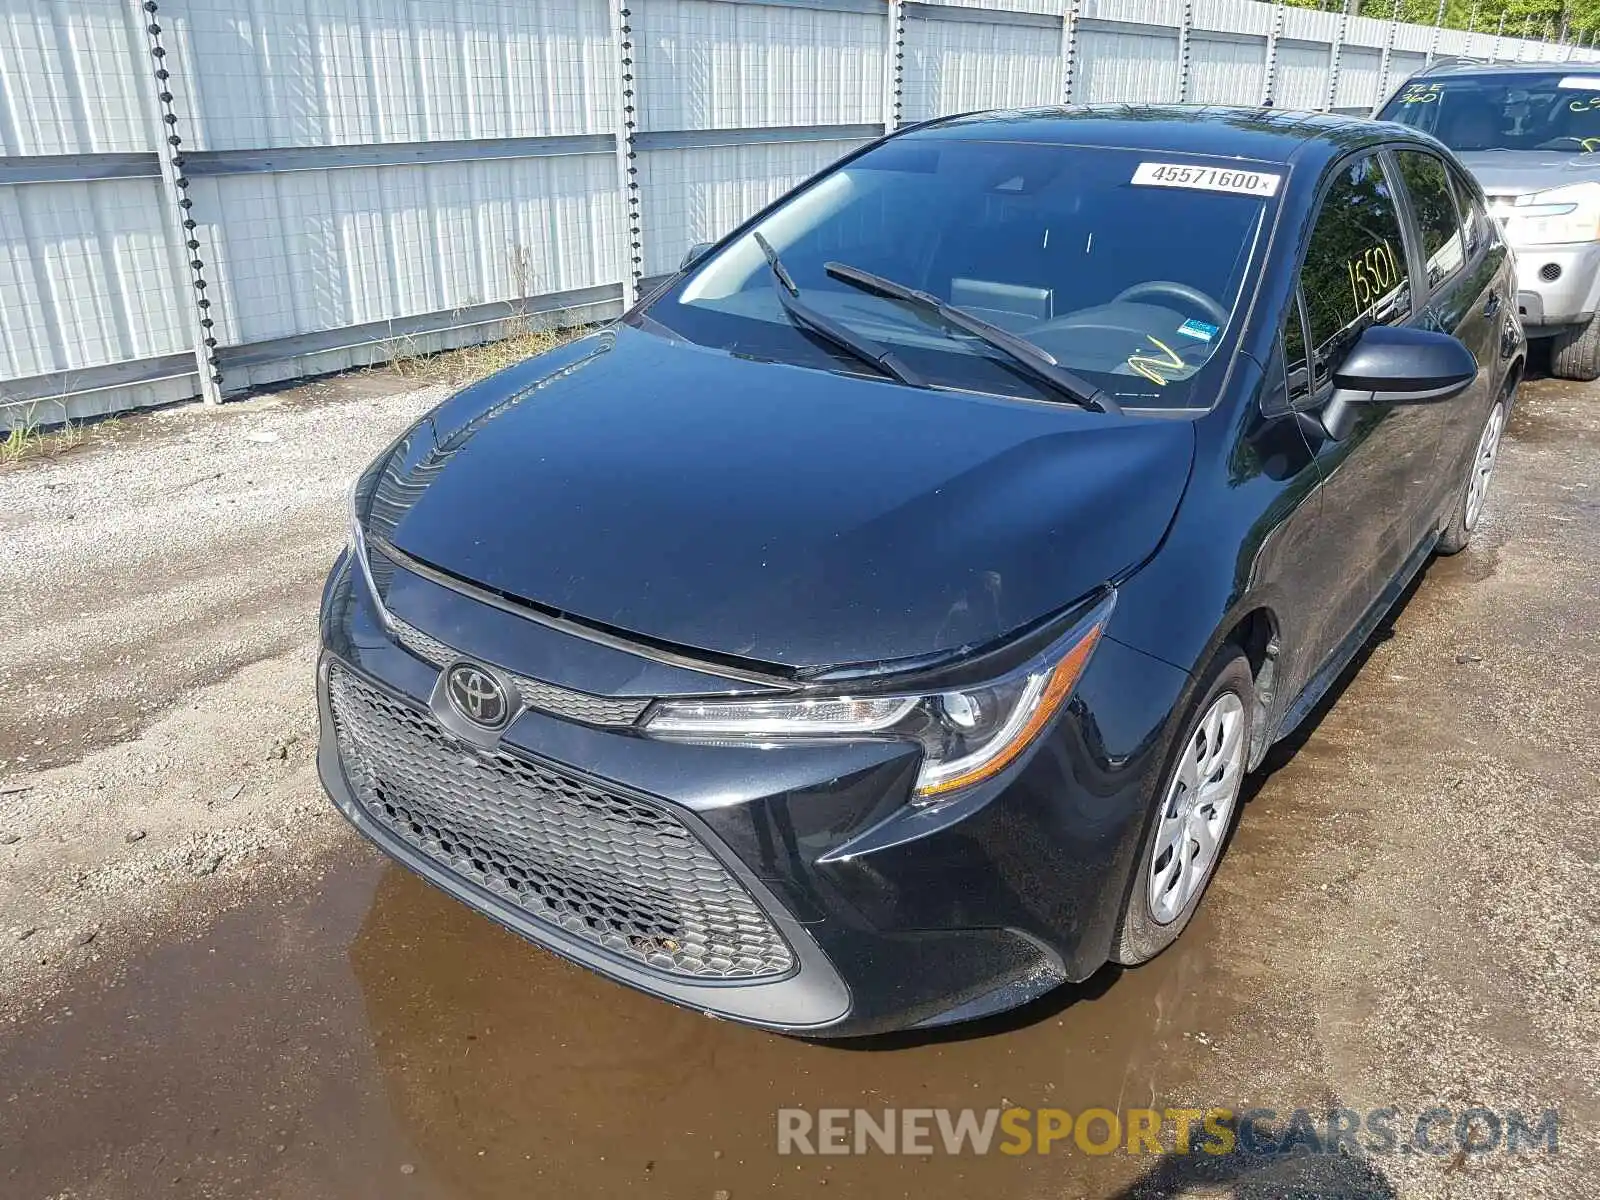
<box><xmin>1393</xmin><ymin>150</ymin><xmax>1465</xmax><ymax>289</ymax></box>
<box><xmin>1300</xmin><ymin>154</ymin><xmax>1413</xmax><ymax>389</ymax></box>
<box><xmin>1447</xmin><ymin>164</ymin><xmax>1492</xmax><ymax>257</ymax></box>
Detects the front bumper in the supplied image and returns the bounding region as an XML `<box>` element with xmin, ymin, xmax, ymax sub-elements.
<box><xmin>315</xmin><ymin>551</ymin><xmax>1190</xmax><ymax>1036</ymax></box>
<box><xmin>1511</xmin><ymin>240</ymin><xmax>1600</xmax><ymax>331</ymax></box>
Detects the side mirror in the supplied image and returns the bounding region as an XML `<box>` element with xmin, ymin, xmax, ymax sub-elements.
<box><xmin>680</xmin><ymin>241</ymin><xmax>714</xmax><ymax>271</ymax></box>
<box><xmin>1320</xmin><ymin>325</ymin><xmax>1478</xmax><ymax>440</ymax></box>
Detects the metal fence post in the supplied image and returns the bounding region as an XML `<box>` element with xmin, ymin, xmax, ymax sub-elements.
<box><xmin>1061</xmin><ymin>0</ymin><xmax>1083</xmax><ymax>104</ymax></box>
<box><xmin>1263</xmin><ymin>3</ymin><xmax>1285</xmax><ymax>104</ymax></box>
<box><xmin>1377</xmin><ymin>4</ymin><xmax>1401</xmax><ymax>105</ymax></box>
<box><xmin>1177</xmin><ymin>0</ymin><xmax>1195</xmax><ymax>103</ymax></box>
<box><xmin>608</xmin><ymin>0</ymin><xmax>641</xmax><ymax>308</ymax></box>
<box><xmin>1325</xmin><ymin>2</ymin><xmax>1350</xmax><ymax>113</ymax></box>
<box><xmin>1493</xmin><ymin>13</ymin><xmax>1505</xmax><ymax>62</ymax></box>
<box><xmin>883</xmin><ymin>0</ymin><xmax>906</xmax><ymax>132</ymax></box>
<box><xmin>128</xmin><ymin>0</ymin><xmax>222</xmax><ymax>406</ymax></box>
<box><xmin>1426</xmin><ymin>0</ymin><xmax>1447</xmax><ymax>66</ymax></box>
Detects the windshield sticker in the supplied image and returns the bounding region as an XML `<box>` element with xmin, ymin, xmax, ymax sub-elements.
<box><xmin>1560</xmin><ymin>76</ymin><xmax>1600</xmax><ymax>91</ymax></box>
<box><xmin>1177</xmin><ymin>318</ymin><xmax>1218</xmax><ymax>342</ymax></box>
<box><xmin>1131</xmin><ymin>163</ymin><xmax>1281</xmax><ymax>198</ymax></box>
<box><xmin>1346</xmin><ymin>242</ymin><xmax>1403</xmax><ymax>312</ymax></box>
<box><xmin>1126</xmin><ymin>336</ymin><xmax>1184</xmax><ymax>386</ymax></box>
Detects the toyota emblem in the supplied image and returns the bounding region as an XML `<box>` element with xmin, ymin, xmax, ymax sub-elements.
<box><xmin>445</xmin><ymin>663</ymin><xmax>511</xmax><ymax>730</ymax></box>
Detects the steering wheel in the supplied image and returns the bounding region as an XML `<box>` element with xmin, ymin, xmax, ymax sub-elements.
<box><xmin>1111</xmin><ymin>281</ymin><xmax>1228</xmax><ymax>326</ymax></box>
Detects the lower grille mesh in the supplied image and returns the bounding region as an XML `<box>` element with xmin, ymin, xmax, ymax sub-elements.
<box><xmin>328</xmin><ymin>665</ymin><xmax>794</xmax><ymax>979</ymax></box>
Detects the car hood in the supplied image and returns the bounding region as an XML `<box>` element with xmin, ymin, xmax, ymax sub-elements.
<box><xmin>1454</xmin><ymin>150</ymin><xmax>1600</xmax><ymax>197</ymax></box>
<box><xmin>368</xmin><ymin>326</ymin><xmax>1196</xmax><ymax>672</ymax></box>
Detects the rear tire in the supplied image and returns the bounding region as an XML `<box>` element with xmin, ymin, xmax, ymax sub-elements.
<box><xmin>1114</xmin><ymin>650</ymin><xmax>1253</xmax><ymax>966</ymax></box>
<box><xmin>1550</xmin><ymin>316</ymin><xmax>1600</xmax><ymax>381</ymax></box>
<box><xmin>1437</xmin><ymin>395</ymin><xmax>1508</xmax><ymax>556</ymax></box>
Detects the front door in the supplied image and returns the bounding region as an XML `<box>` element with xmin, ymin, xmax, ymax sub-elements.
<box><xmin>1289</xmin><ymin>150</ymin><xmax>1442</xmax><ymax>669</ymax></box>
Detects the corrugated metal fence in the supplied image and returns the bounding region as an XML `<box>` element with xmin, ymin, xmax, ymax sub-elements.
<box><xmin>2</xmin><ymin>0</ymin><xmax>1592</xmax><ymax>428</ymax></box>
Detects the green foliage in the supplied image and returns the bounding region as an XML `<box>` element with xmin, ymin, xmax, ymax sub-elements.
<box><xmin>1275</xmin><ymin>0</ymin><xmax>1600</xmax><ymax>40</ymax></box>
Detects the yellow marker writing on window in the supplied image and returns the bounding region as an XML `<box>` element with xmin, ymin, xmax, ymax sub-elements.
<box><xmin>1346</xmin><ymin>241</ymin><xmax>1402</xmax><ymax>311</ymax></box>
<box><xmin>1127</xmin><ymin>336</ymin><xmax>1183</xmax><ymax>386</ymax></box>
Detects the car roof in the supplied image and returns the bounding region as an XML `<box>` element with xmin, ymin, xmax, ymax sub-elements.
<box><xmin>1411</xmin><ymin>57</ymin><xmax>1600</xmax><ymax>79</ymax></box>
<box><xmin>897</xmin><ymin>104</ymin><xmax>1421</xmax><ymax>172</ymax></box>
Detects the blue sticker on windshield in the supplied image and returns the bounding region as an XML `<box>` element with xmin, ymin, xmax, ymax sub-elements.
<box><xmin>1177</xmin><ymin>318</ymin><xmax>1218</xmax><ymax>342</ymax></box>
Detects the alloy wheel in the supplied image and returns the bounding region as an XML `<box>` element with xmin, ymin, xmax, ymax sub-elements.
<box><xmin>1464</xmin><ymin>402</ymin><xmax>1506</xmax><ymax>533</ymax></box>
<box><xmin>1148</xmin><ymin>691</ymin><xmax>1246</xmax><ymax>925</ymax></box>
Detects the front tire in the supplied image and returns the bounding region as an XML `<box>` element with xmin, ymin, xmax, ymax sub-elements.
<box><xmin>1550</xmin><ymin>315</ymin><xmax>1600</xmax><ymax>381</ymax></box>
<box><xmin>1436</xmin><ymin>396</ymin><xmax>1507</xmax><ymax>556</ymax></box>
<box><xmin>1114</xmin><ymin>650</ymin><xmax>1253</xmax><ymax>966</ymax></box>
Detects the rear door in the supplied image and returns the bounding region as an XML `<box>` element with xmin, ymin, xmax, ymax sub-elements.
<box><xmin>1445</xmin><ymin>161</ymin><xmax>1514</xmax><ymax>472</ymax></box>
<box><xmin>1388</xmin><ymin>147</ymin><xmax>1499</xmax><ymax>523</ymax></box>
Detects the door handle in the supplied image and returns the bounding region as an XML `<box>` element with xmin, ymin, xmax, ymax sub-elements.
<box><xmin>1483</xmin><ymin>291</ymin><xmax>1502</xmax><ymax>318</ymax></box>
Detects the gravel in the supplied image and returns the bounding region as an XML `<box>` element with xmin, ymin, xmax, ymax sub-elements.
<box><xmin>1165</xmin><ymin>373</ymin><xmax>1600</xmax><ymax>1198</ymax></box>
<box><xmin>0</xmin><ymin>374</ymin><xmax>443</xmax><ymax>1013</ymax></box>
<box><xmin>0</xmin><ymin>366</ymin><xmax>1594</xmax><ymax>1199</ymax></box>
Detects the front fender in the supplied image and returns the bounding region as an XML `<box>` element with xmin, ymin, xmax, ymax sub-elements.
<box><xmin>1105</xmin><ymin>359</ymin><xmax>1325</xmax><ymax>762</ymax></box>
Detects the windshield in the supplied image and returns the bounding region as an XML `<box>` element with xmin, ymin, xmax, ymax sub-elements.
<box><xmin>638</xmin><ymin>138</ymin><xmax>1274</xmax><ymax>410</ymax></box>
<box><xmin>1379</xmin><ymin>72</ymin><xmax>1600</xmax><ymax>153</ymax></box>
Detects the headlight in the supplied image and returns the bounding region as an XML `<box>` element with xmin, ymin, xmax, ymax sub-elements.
<box><xmin>644</xmin><ymin>598</ymin><xmax>1111</xmax><ymax>802</ymax></box>
<box><xmin>1497</xmin><ymin>182</ymin><xmax>1600</xmax><ymax>247</ymax></box>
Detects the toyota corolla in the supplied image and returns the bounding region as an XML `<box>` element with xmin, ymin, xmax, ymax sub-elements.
<box><xmin>318</xmin><ymin>106</ymin><xmax>1523</xmax><ymax>1036</ymax></box>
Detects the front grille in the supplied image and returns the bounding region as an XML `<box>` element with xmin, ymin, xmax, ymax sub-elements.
<box><xmin>388</xmin><ymin>612</ymin><xmax>457</xmax><ymax>667</ymax></box>
<box><xmin>327</xmin><ymin>665</ymin><xmax>794</xmax><ymax>980</ymax></box>
<box><xmin>388</xmin><ymin>614</ymin><xmax>651</xmax><ymax>728</ymax></box>
<box><xmin>512</xmin><ymin>675</ymin><xmax>652</xmax><ymax>727</ymax></box>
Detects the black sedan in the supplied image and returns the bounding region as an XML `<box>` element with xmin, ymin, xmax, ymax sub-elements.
<box><xmin>318</xmin><ymin>106</ymin><xmax>1523</xmax><ymax>1036</ymax></box>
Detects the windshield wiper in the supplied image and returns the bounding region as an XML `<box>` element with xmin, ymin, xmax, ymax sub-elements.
<box><xmin>823</xmin><ymin>261</ymin><xmax>1120</xmax><ymax>414</ymax></box>
<box><xmin>750</xmin><ymin>233</ymin><xmax>928</xmax><ymax>388</ymax></box>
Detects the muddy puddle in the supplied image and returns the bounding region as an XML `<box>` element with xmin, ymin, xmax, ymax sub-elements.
<box><xmin>0</xmin><ymin>838</ymin><xmax>1261</xmax><ymax>1200</ymax></box>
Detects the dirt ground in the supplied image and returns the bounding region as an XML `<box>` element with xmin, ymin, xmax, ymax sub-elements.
<box><xmin>0</xmin><ymin>366</ymin><xmax>1595</xmax><ymax>1200</ymax></box>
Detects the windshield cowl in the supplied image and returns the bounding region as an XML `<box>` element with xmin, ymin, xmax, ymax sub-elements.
<box><xmin>1451</xmin><ymin>150</ymin><xmax>1600</xmax><ymax>198</ymax></box>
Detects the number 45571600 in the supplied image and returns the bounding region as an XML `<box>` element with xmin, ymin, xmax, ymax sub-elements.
<box><xmin>1347</xmin><ymin>243</ymin><xmax>1402</xmax><ymax>311</ymax></box>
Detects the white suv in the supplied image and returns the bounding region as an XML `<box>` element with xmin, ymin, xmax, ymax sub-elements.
<box><xmin>1380</xmin><ymin>59</ymin><xmax>1600</xmax><ymax>380</ymax></box>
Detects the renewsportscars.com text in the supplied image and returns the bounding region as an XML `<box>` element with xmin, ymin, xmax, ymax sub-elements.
<box><xmin>776</xmin><ymin>1106</ymin><xmax>1559</xmax><ymax>1158</ymax></box>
